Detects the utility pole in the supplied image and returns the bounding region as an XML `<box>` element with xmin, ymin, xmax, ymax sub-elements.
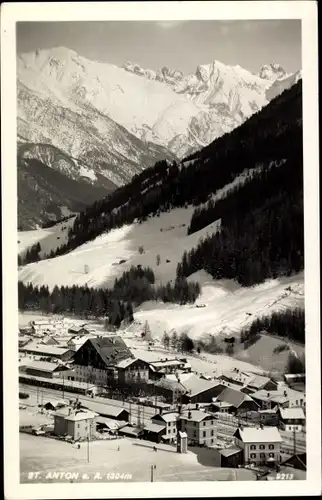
<box><xmin>150</xmin><ymin>465</ymin><xmax>156</xmax><ymax>482</ymax></box>
<box><xmin>62</xmin><ymin>376</ymin><xmax>65</xmax><ymax>400</ymax></box>
<box><xmin>293</xmin><ymin>428</ymin><xmax>296</xmax><ymax>456</ymax></box>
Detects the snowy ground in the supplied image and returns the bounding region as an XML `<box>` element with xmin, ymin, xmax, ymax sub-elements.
<box><xmin>20</xmin><ymin>433</ymin><xmax>256</xmax><ymax>483</ymax></box>
<box><xmin>18</xmin><ymin>217</ymin><xmax>76</xmax><ymax>258</ymax></box>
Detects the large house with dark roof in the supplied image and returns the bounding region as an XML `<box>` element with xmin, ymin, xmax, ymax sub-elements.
<box><xmin>214</xmin><ymin>387</ymin><xmax>259</xmax><ymax>415</ymax></box>
<box><xmin>72</xmin><ymin>336</ymin><xmax>149</xmax><ymax>386</ymax></box>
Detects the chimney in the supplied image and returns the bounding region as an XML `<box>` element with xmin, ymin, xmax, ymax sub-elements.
<box><xmin>267</xmin><ymin>392</ymin><xmax>270</xmax><ymax>397</ymax></box>
<box><xmin>284</xmin><ymin>390</ymin><xmax>287</xmax><ymax>397</ymax></box>
<box><xmin>260</xmin><ymin>423</ymin><xmax>264</xmax><ymax>429</ymax></box>
<box><xmin>196</xmin><ymin>403</ymin><xmax>199</xmax><ymax>410</ymax></box>
<box><xmin>68</xmin><ymin>408</ymin><xmax>72</xmax><ymax>415</ymax></box>
<box><xmin>188</xmin><ymin>411</ymin><xmax>192</xmax><ymax>420</ymax></box>
<box><xmin>178</xmin><ymin>405</ymin><xmax>182</xmax><ymax>414</ymax></box>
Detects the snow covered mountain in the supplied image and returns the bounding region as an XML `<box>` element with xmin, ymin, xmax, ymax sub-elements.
<box><xmin>17</xmin><ymin>47</ymin><xmax>301</xmax><ymax>166</ymax></box>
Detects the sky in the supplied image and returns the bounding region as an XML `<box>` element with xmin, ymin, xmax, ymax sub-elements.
<box><xmin>16</xmin><ymin>20</ymin><xmax>301</xmax><ymax>75</ymax></box>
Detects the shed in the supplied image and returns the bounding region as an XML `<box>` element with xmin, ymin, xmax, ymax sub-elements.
<box><xmin>142</xmin><ymin>422</ymin><xmax>166</xmax><ymax>443</ymax></box>
<box><xmin>118</xmin><ymin>426</ymin><xmax>144</xmax><ymax>438</ymax></box>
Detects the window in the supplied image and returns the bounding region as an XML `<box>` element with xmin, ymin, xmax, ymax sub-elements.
<box><xmin>211</xmin><ymin>430</ymin><xmax>214</xmax><ymax>436</ymax></box>
<box><xmin>203</xmin><ymin>421</ymin><xmax>206</xmax><ymax>426</ymax></box>
<box><xmin>77</xmin><ymin>424</ymin><xmax>80</xmax><ymax>429</ymax></box>
<box><xmin>268</xmin><ymin>444</ymin><xmax>274</xmax><ymax>450</ymax></box>
<box><xmin>260</xmin><ymin>453</ymin><xmax>266</xmax><ymax>459</ymax></box>
<box><xmin>259</xmin><ymin>444</ymin><xmax>265</xmax><ymax>450</ymax></box>
<box><xmin>250</xmin><ymin>453</ymin><xmax>256</xmax><ymax>459</ymax></box>
<box><xmin>250</xmin><ymin>445</ymin><xmax>256</xmax><ymax>450</ymax></box>
<box><xmin>211</xmin><ymin>439</ymin><xmax>213</xmax><ymax>444</ymax></box>
<box><xmin>211</xmin><ymin>420</ymin><xmax>214</xmax><ymax>425</ymax></box>
<box><xmin>269</xmin><ymin>453</ymin><xmax>274</xmax><ymax>458</ymax></box>
<box><xmin>203</xmin><ymin>431</ymin><xmax>206</xmax><ymax>438</ymax></box>
<box><xmin>193</xmin><ymin>431</ymin><xmax>197</xmax><ymax>438</ymax></box>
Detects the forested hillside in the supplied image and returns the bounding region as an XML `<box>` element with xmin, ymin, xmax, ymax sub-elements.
<box><xmin>40</xmin><ymin>81</ymin><xmax>302</xmax><ymax>260</ymax></box>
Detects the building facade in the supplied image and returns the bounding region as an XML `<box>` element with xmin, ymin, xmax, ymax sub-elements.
<box><xmin>234</xmin><ymin>426</ymin><xmax>283</xmax><ymax>465</ymax></box>
<box><xmin>53</xmin><ymin>409</ymin><xmax>97</xmax><ymax>440</ymax></box>
<box><xmin>180</xmin><ymin>409</ymin><xmax>217</xmax><ymax>447</ymax></box>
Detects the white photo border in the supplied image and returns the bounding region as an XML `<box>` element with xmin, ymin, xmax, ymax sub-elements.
<box><xmin>1</xmin><ymin>1</ymin><xmax>320</xmax><ymax>498</ymax></box>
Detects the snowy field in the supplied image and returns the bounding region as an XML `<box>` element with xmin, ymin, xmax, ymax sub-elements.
<box><xmin>20</xmin><ymin>433</ymin><xmax>256</xmax><ymax>483</ymax></box>
<box><xmin>18</xmin><ymin>205</ymin><xmax>221</xmax><ymax>289</ymax></box>
<box><xmin>18</xmin><ymin>217</ymin><xmax>76</xmax><ymax>258</ymax></box>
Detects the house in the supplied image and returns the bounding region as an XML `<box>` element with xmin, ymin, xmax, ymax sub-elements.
<box><xmin>234</xmin><ymin>425</ymin><xmax>283</xmax><ymax>465</ymax></box>
<box><xmin>19</xmin><ymin>360</ymin><xmax>71</xmax><ymax>379</ymax></box>
<box><xmin>180</xmin><ymin>375</ymin><xmax>227</xmax><ymax>404</ymax></box>
<box><xmin>18</xmin><ymin>336</ymin><xmax>32</xmax><ymax>348</ymax></box>
<box><xmin>211</xmin><ymin>401</ymin><xmax>234</xmax><ymax>414</ymax></box>
<box><xmin>95</xmin><ymin>417</ymin><xmax>128</xmax><ymax>434</ymax></box>
<box><xmin>217</xmin><ymin>447</ymin><xmax>243</xmax><ymax>468</ymax></box>
<box><xmin>29</xmin><ymin>318</ymin><xmax>67</xmax><ymax>336</ymax></box>
<box><xmin>40</xmin><ymin>335</ymin><xmax>60</xmax><ymax>346</ymax></box>
<box><xmin>244</xmin><ymin>374</ymin><xmax>278</xmax><ymax>394</ymax></box>
<box><xmin>148</xmin><ymin>358</ymin><xmax>189</xmax><ymax>378</ymax></box>
<box><xmin>218</xmin><ymin>369</ymin><xmax>253</xmax><ymax>388</ymax></box>
<box><xmin>43</xmin><ymin>399</ymin><xmax>69</xmax><ymax>411</ymax></box>
<box><xmin>252</xmin><ymin>387</ymin><xmax>306</xmax><ymax>410</ymax></box>
<box><xmin>116</xmin><ymin>358</ymin><xmax>150</xmax><ymax>384</ymax></box>
<box><xmin>72</xmin><ymin>336</ymin><xmax>134</xmax><ymax>385</ymax></box>
<box><xmin>118</xmin><ymin>426</ymin><xmax>144</xmax><ymax>438</ymax></box>
<box><xmin>151</xmin><ymin>412</ymin><xmax>179</xmax><ymax>444</ymax></box>
<box><xmin>19</xmin><ymin>342</ymin><xmax>74</xmax><ymax>362</ymax></box>
<box><xmin>53</xmin><ymin>408</ymin><xmax>97</xmax><ymax>440</ymax></box>
<box><xmin>215</xmin><ymin>387</ymin><xmax>260</xmax><ymax>415</ymax></box>
<box><xmin>68</xmin><ymin>325</ymin><xmax>92</xmax><ymax>336</ymax></box>
<box><xmin>180</xmin><ymin>409</ymin><xmax>217</xmax><ymax>447</ymax></box>
<box><xmin>142</xmin><ymin>422</ymin><xmax>166</xmax><ymax>443</ymax></box>
<box><xmin>278</xmin><ymin>407</ymin><xmax>306</xmax><ymax>432</ymax></box>
<box><xmin>258</xmin><ymin>408</ymin><xmax>279</xmax><ymax>426</ymax></box>
<box><xmin>80</xmin><ymin>401</ymin><xmax>130</xmax><ymax>422</ymax></box>
<box><xmin>67</xmin><ymin>335</ymin><xmax>95</xmax><ymax>352</ymax></box>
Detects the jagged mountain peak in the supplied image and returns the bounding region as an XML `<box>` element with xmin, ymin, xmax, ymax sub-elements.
<box><xmin>258</xmin><ymin>62</ymin><xmax>287</xmax><ymax>80</ymax></box>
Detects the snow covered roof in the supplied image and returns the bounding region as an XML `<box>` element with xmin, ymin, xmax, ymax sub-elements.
<box><xmin>81</xmin><ymin>401</ymin><xmax>130</xmax><ymax>418</ymax></box>
<box><xmin>182</xmin><ymin>374</ymin><xmax>222</xmax><ymax>397</ymax></box>
<box><xmin>96</xmin><ymin>417</ymin><xmax>127</xmax><ymax>430</ymax></box>
<box><xmin>144</xmin><ymin>422</ymin><xmax>166</xmax><ymax>433</ymax></box>
<box><xmin>181</xmin><ymin>409</ymin><xmax>213</xmax><ymax>422</ymax></box>
<box><xmin>219</xmin><ymin>447</ymin><xmax>242</xmax><ymax>457</ymax></box>
<box><xmin>152</xmin><ymin>412</ymin><xmax>178</xmax><ymax>423</ymax></box>
<box><xmin>279</xmin><ymin>408</ymin><xmax>305</xmax><ymax>420</ymax></box>
<box><xmin>116</xmin><ymin>358</ymin><xmax>138</xmax><ymax>369</ymax></box>
<box><xmin>20</xmin><ymin>342</ymin><xmax>72</xmax><ymax>356</ymax></box>
<box><xmin>22</xmin><ymin>360</ymin><xmax>69</xmax><ymax>373</ymax></box>
<box><xmin>217</xmin><ymin>387</ymin><xmax>257</xmax><ymax>408</ymax></box>
<box><xmin>234</xmin><ymin>426</ymin><xmax>283</xmax><ymax>443</ymax></box>
<box><xmin>247</xmin><ymin>374</ymin><xmax>274</xmax><ymax>390</ymax></box>
<box><xmin>54</xmin><ymin>408</ymin><xmax>97</xmax><ymax>421</ymax></box>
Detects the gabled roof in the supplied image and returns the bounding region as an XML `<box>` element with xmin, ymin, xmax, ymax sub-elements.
<box><xmin>81</xmin><ymin>401</ymin><xmax>130</xmax><ymax>418</ymax></box>
<box><xmin>152</xmin><ymin>412</ymin><xmax>178</xmax><ymax>423</ymax></box>
<box><xmin>54</xmin><ymin>408</ymin><xmax>97</xmax><ymax>420</ymax></box>
<box><xmin>234</xmin><ymin>426</ymin><xmax>283</xmax><ymax>443</ymax></box>
<box><xmin>144</xmin><ymin>422</ymin><xmax>166</xmax><ymax>433</ymax></box>
<box><xmin>20</xmin><ymin>342</ymin><xmax>72</xmax><ymax>356</ymax></box>
<box><xmin>22</xmin><ymin>361</ymin><xmax>69</xmax><ymax>373</ymax></box>
<box><xmin>247</xmin><ymin>374</ymin><xmax>275</xmax><ymax>390</ymax></box>
<box><xmin>181</xmin><ymin>409</ymin><xmax>213</xmax><ymax>422</ymax></box>
<box><xmin>282</xmin><ymin>453</ymin><xmax>306</xmax><ymax>470</ymax></box>
<box><xmin>182</xmin><ymin>374</ymin><xmax>223</xmax><ymax>397</ymax></box>
<box><xmin>279</xmin><ymin>407</ymin><xmax>305</xmax><ymax>420</ymax></box>
<box><xmin>217</xmin><ymin>387</ymin><xmax>257</xmax><ymax>408</ymax></box>
<box><xmin>85</xmin><ymin>336</ymin><xmax>133</xmax><ymax>367</ymax></box>
<box><xmin>116</xmin><ymin>358</ymin><xmax>138</xmax><ymax>369</ymax></box>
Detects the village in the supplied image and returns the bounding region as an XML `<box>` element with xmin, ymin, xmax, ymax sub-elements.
<box><xmin>19</xmin><ymin>315</ymin><xmax>306</xmax><ymax>482</ymax></box>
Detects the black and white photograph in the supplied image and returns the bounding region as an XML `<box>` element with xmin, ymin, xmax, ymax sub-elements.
<box><xmin>1</xmin><ymin>1</ymin><xmax>320</xmax><ymax>498</ymax></box>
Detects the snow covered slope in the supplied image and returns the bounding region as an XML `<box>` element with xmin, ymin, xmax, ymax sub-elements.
<box><xmin>17</xmin><ymin>47</ymin><xmax>301</xmax><ymax>163</ymax></box>
<box><xmin>18</xmin><ymin>194</ymin><xmax>303</xmax><ymax>343</ymax></box>
<box><xmin>18</xmin><ymin>216</ymin><xmax>76</xmax><ymax>259</ymax></box>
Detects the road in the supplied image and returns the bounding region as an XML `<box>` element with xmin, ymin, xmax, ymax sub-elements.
<box><xmin>19</xmin><ymin>383</ymin><xmax>156</xmax><ymax>425</ymax></box>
